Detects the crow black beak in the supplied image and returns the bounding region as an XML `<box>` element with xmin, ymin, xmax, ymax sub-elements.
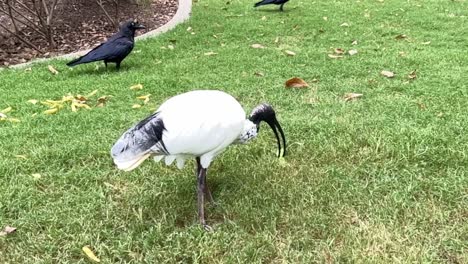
<box><xmin>266</xmin><ymin>118</ymin><xmax>287</xmax><ymax>158</ymax></box>
<box><xmin>134</xmin><ymin>24</ymin><xmax>146</xmax><ymax>30</ymax></box>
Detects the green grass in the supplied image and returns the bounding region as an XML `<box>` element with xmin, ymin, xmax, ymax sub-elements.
<box><xmin>1</xmin><ymin>0</ymin><xmax>467</xmax><ymax>262</ymax></box>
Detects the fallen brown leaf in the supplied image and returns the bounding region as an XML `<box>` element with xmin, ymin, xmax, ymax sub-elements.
<box><xmin>381</xmin><ymin>70</ymin><xmax>395</xmax><ymax>78</ymax></box>
<box><xmin>48</xmin><ymin>65</ymin><xmax>59</xmax><ymax>75</ymax></box>
<box><xmin>395</xmin><ymin>34</ymin><xmax>407</xmax><ymax>40</ymax></box>
<box><xmin>344</xmin><ymin>93</ymin><xmax>363</xmax><ymax>102</ymax></box>
<box><xmin>254</xmin><ymin>72</ymin><xmax>264</xmax><ymax>77</ymax></box>
<box><xmin>334</xmin><ymin>48</ymin><xmax>345</xmax><ymax>55</ymax></box>
<box><xmin>0</xmin><ymin>226</ymin><xmax>17</xmax><ymax>236</ymax></box>
<box><xmin>285</xmin><ymin>77</ymin><xmax>309</xmax><ymax>88</ymax></box>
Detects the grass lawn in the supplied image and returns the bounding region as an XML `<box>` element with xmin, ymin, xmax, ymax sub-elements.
<box><xmin>1</xmin><ymin>0</ymin><xmax>467</xmax><ymax>262</ymax></box>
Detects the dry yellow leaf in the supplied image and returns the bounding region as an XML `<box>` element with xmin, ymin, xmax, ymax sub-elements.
<box><xmin>251</xmin><ymin>44</ymin><xmax>265</xmax><ymax>49</ymax></box>
<box><xmin>82</xmin><ymin>246</ymin><xmax>100</xmax><ymax>262</ymax></box>
<box><xmin>48</xmin><ymin>65</ymin><xmax>59</xmax><ymax>75</ymax></box>
<box><xmin>87</xmin><ymin>90</ymin><xmax>98</xmax><ymax>97</ymax></box>
<box><xmin>0</xmin><ymin>226</ymin><xmax>16</xmax><ymax>237</ymax></box>
<box><xmin>1</xmin><ymin>107</ymin><xmax>12</xmax><ymax>114</ymax></box>
<box><xmin>381</xmin><ymin>70</ymin><xmax>395</xmax><ymax>78</ymax></box>
<box><xmin>328</xmin><ymin>54</ymin><xmax>343</xmax><ymax>59</ymax></box>
<box><xmin>204</xmin><ymin>51</ymin><xmax>218</xmax><ymax>56</ymax></box>
<box><xmin>32</xmin><ymin>173</ymin><xmax>41</xmax><ymax>179</ymax></box>
<box><xmin>344</xmin><ymin>93</ymin><xmax>363</xmax><ymax>102</ymax></box>
<box><xmin>130</xmin><ymin>84</ymin><xmax>143</xmax><ymax>90</ymax></box>
<box><xmin>132</xmin><ymin>104</ymin><xmax>142</xmax><ymax>109</ymax></box>
<box><xmin>136</xmin><ymin>94</ymin><xmax>151</xmax><ymax>100</ymax></box>
<box><xmin>44</xmin><ymin>108</ymin><xmax>59</xmax><ymax>115</ymax></box>
<box><xmin>348</xmin><ymin>49</ymin><xmax>358</xmax><ymax>56</ymax></box>
<box><xmin>8</xmin><ymin>118</ymin><xmax>20</xmax><ymax>123</ymax></box>
<box><xmin>408</xmin><ymin>70</ymin><xmax>417</xmax><ymax>80</ymax></box>
<box><xmin>15</xmin><ymin>155</ymin><xmax>28</xmax><ymax>159</ymax></box>
<box><xmin>27</xmin><ymin>99</ymin><xmax>38</xmax><ymax>105</ymax></box>
<box><xmin>284</xmin><ymin>50</ymin><xmax>296</xmax><ymax>56</ymax></box>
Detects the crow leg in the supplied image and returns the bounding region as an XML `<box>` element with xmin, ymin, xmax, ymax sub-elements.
<box><xmin>104</xmin><ymin>61</ymin><xmax>108</xmax><ymax>68</ymax></box>
<box><xmin>197</xmin><ymin>166</ymin><xmax>212</xmax><ymax>231</ymax></box>
<box><xmin>196</xmin><ymin>157</ymin><xmax>215</xmax><ymax>204</ymax></box>
<box><xmin>280</xmin><ymin>3</ymin><xmax>284</xmax><ymax>11</ymax></box>
<box><xmin>116</xmin><ymin>62</ymin><xmax>121</xmax><ymax>70</ymax></box>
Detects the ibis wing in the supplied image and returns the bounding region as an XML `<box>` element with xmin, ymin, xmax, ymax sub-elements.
<box><xmin>111</xmin><ymin>112</ymin><xmax>167</xmax><ymax>171</ymax></box>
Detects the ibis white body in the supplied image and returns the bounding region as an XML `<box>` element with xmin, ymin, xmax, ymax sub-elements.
<box><xmin>111</xmin><ymin>89</ymin><xmax>286</xmax><ymax>228</ymax></box>
<box><xmin>112</xmin><ymin>90</ymin><xmax>257</xmax><ymax>171</ymax></box>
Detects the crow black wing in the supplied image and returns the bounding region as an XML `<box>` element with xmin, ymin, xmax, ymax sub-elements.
<box><xmin>67</xmin><ymin>36</ymin><xmax>134</xmax><ymax>66</ymax></box>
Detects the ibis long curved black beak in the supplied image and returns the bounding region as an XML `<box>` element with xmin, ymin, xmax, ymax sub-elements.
<box><xmin>266</xmin><ymin>118</ymin><xmax>287</xmax><ymax>158</ymax></box>
<box><xmin>249</xmin><ymin>103</ymin><xmax>287</xmax><ymax>158</ymax></box>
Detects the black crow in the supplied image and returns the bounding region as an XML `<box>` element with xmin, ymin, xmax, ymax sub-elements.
<box><xmin>254</xmin><ymin>0</ymin><xmax>290</xmax><ymax>11</ymax></box>
<box><xmin>67</xmin><ymin>19</ymin><xmax>145</xmax><ymax>70</ymax></box>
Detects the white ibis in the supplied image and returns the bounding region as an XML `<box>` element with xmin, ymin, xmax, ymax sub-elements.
<box><xmin>111</xmin><ymin>90</ymin><xmax>286</xmax><ymax>230</ymax></box>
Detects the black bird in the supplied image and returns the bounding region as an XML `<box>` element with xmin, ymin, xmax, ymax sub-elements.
<box><xmin>66</xmin><ymin>19</ymin><xmax>145</xmax><ymax>70</ymax></box>
<box><xmin>254</xmin><ymin>0</ymin><xmax>290</xmax><ymax>11</ymax></box>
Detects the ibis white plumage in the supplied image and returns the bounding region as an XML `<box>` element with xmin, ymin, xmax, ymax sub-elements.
<box><xmin>111</xmin><ymin>90</ymin><xmax>286</xmax><ymax>229</ymax></box>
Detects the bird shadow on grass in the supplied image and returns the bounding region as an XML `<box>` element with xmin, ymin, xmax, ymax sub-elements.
<box><xmin>254</xmin><ymin>9</ymin><xmax>292</xmax><ymax>13</ymax></box>
<box><xmin>140</xmin><ymin>171</ymin><xmax>234</xmax><ymax>229</ymax></box>
<box><xmin>66</xmin><ymin>63</ymin><xmax>144</xmax><ymax>77</ymax></box>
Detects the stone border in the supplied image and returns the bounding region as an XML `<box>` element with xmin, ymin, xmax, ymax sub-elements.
<box><xmin>7</xmin><ymin>0</ymin><xmax>192</xmax><ymax>69</ymax></box>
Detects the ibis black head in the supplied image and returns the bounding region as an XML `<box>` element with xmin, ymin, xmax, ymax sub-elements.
<box><xmin>120</xmin><ymin>19</ymin><xmax>146</xmax><ymax>36</ymax></box>
<box><xmin>249</xmin><ymin>103</ymin><xmax>287</xmax><ymax>157</ymax></box>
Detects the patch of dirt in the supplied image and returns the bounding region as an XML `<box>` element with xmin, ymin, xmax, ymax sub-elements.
<box><xmin>0</xmin><ymin>0</ymin><xmax>178</xmax><ymax>67</ymax></box>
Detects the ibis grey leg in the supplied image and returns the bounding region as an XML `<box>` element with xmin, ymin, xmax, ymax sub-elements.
<box><xmin>196</xmin><ymin>157</ymin><xmax>215</xmax><ymax>204</ymax></box>
<box><xmin>197</xmin><ymin>167</ymin><xmax>212</xmax><ymax>231</ymax></box>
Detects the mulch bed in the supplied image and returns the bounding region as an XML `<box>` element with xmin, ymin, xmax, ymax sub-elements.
<box><xmin>0</xmin><ymin>0</ymin><xmax>178</xmax><ymax>67</ymax></box>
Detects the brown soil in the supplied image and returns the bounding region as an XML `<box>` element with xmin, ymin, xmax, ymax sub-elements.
<box><xmin>0</xmin><ymin>0</ymin><xmax>178</xmax><ymax>67</ymax></box>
